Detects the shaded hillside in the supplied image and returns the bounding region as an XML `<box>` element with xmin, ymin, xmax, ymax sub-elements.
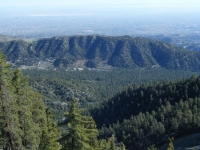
<box><xmin>92</xmin><ymin>75</ymin><xmax>200</xmax><ymax>126</ymax></box>
<box><xmin>159</xmin><ymin>132</ymin><xmax>200</xmax><ymax>150</ymax></box>
<box><xmin>1</xmin><ymin>35</ymin><xmax>200</xmax><ymax>71</ymax></box>
<box><xmin>23</xmin><ymin>68</ymin><xmax>200</xmax><ymax>116</ymax></box>
<box><xmin>92</xmin><ymin>76</ymin><xmax>200</xmax><ymax>149</ymax></box>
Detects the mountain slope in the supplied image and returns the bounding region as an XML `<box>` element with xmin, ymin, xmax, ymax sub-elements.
<box><xmin>0</xmin><ymin>35</ymin><xmax>200</xmax><ymax>71</ymax></box>
<box><xmin>92</xmin><ymin>75</ymin><xmax>200</xmax><ymax>126</ymax></box>
<box><xmin>93</xmin><ymin>75</ymin><xmax>200</xmax><ymax>150</ymax></box>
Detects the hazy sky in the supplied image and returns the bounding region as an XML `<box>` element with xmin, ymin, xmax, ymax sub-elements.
<box><xmin>1</xmin><ymin>0</ymin><xmax>199</xmax><ymax>8</ymax></box>
<box><xmin>0</xmin><ymin>0</ymin><xmax>200</xmax><ymax>38</ymax></box>
<box><xmin>0</xmin><ymin>0</ymin><xmax>199</xmax><ymax>16</ymax></box>
<box><xmin>0</xmin><ymin>0</ymin><xmax>199</xmax><ymax>6</ymax></box>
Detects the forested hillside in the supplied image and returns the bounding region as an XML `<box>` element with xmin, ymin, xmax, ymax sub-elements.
<box><xmin>92</xmin><ymin>75</ymin><xmax>200</xmax><ymax>149</ymax></box>
<box><xmin>1</xmin><ymin>35</ymin><xmax>200</xmax><ymax>71</ymax></box>
<box><xmin>0</xmin><ymin>51</ymin><xmax>60</xmax><ymax>149</ymax></box>
<box><xmin>22</xmin><ymin>68</ymin><xmax>200</xmax><ymax>121</ymax></box>
<box><xmin>2</xmin><ymin>34</ymin><xmax>200</xmax><ymax>150</ymax></box>
<box><xmin>0</xmin><ymin>51</ymin><xmax>120</xmax><ymax>150</ymax></box>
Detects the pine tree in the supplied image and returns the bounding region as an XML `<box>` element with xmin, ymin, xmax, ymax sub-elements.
<box><xmin>98</xmin><ymin>139</ymin><xmax>110</xmax><ymax>150</ymax></box>
<box><xmin>147</xmin><ymin>144</ymin><xmax>158</xmax><ymax>150</ymax></box>
<box><xmin>166</xmin><ymin>137</ymin><xmax>174</xmax><ymax>150</ymax></box>
<box><xmin>39</xmin><ymin>108</ymin><xmax>60</xmax><ymax>150</ymax></box>
<box><xmin>119</xmin><ymin>142</ymin><xmax>126</xmax><ymax>150</ymax></box>
<box><xmin>11</xmin><ymin>69</ymin><xmax>37</xmax><ymax>149</ymax></box>
<box><xmin>30</xmin><ymin>91</ymin><xmax>49</xmax><ymax>149</ymax></box>
<box><xmin>109</xmin><ymin>135</ymin><xmax>116</xmax><ymax>150</ymax></box>
<box><xmin>11</xmin><ymin>68</ymin><xmax>47</xmax><ymax>149</ymax></box>
<box><xmin>59</xmin><ymin>99</ymin><xmax>99</xmax><ymax>150</ymax></box>
<box><xmin>0</xmin><ymin>51</ymin><xmax>59</xmax><ymax>149</ymax></box>
<box><xmin>0</xmin><ymin>51</ymin><xmax>22</xmax><ymax>149</ymax></box>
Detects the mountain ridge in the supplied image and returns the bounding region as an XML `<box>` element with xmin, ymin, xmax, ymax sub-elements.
<box><xmin>1</xmin><ymin>35</ymin><xmax>200</xmax><ymax>71</ymax></box>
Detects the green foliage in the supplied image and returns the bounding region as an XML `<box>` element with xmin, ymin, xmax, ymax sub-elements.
<box><xmin>22</xmin><ymin>67</ymin><xmax>199</xmax><ymax>121</ymax></box>
<box><xmin>39</xmin><ymin>108</ymin><xmax>61</xmax><ymax>150</ymax></box>
<box><xmin>2</xmin><ymin>35</ymin><xmax>200</xmax><ymax>71</ymax></box>
<box><xmin>95</xmin><ymin>75</ymin><xmax>200</xmax><ymax>150</ymax></box>
<box><xmin>59</xmin><ymin>99</ymin><xmax>99</xmax><ymax>150</ymax></box>
<box><xmin>98</xmin><ymin>139</ymin><xmax>110</xmax><ymax>150</ymax></box>
<box><xmin>0</xmin><ymin>51</ymin><xmax>59</xmax><ymax>149</ymax></box>
<box><xmin>109</xmin><ymin>135</ymin><xmax>116</xmax><ymax>150</ymax></box>
<box><xmin>166</xmin><ymin>138</ymin><xmax>174</xmax><ymax>150</ymax></box>
<box><xmin>119</xmin><ymin>142</ymin><xmax>126</xmax><ymax>150</ymax></box>
<box><xmin>147</xmin><ymin>145</ymin><xmax>158</xmax><ymax>150</ymax></box>
<box><xmin>0</xmin><ymin>51</ymin><xmax>21</xmax><ymax>149</ymax></box>
<box><xmin>4</xmin><ymin>34</ymin><xmax>200</xmax><ymax>150</ymax></box>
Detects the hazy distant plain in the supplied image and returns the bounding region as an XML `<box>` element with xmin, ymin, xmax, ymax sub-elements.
<box><xmin>0</xmin><ymin>12</ymin><xmax>200</xmax><ymax>39</ymax></box>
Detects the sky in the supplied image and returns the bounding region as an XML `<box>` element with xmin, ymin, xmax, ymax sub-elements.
<box><xmin>1</xmin><ymin>0</ymin><xmax>199</xmax><ymax>19</ymax></box>
<box><xmin>0</xmin><ymin>0</ymin><xmax>199</xmax><ymax>6</ymax></box>
<box><xmin>1</xmin><ymin>0</ymin><xmax>200</xmax><ymax>15</ymax></box>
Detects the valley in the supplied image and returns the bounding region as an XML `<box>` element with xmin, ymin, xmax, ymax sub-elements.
<box><xmin>1</xmin><ymin>0</ymin><xmax>200</xmax><ymax>149</ymax></box>
<box><xmin>1</xmin><ymin>34</ymin><xmax>200</xmax><ymax>149</ymax></box>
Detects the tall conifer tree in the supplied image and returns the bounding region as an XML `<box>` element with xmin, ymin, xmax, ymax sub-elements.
<box><xmin>0</xmin><ymin>51</ymin><xmax>21</xmax><ymax>149</ymax></box>
<box><xmin>39</xmin><ymin>108</ymin><xmax>60</xmax><ymax>150</ymax></box>
<box><xmin>59</xmin><ymin>99</ymin><xmax>99</xmax><ymax>150</ymax></box>
<box><xmin>0</xmin><ymin>51</ymin><xmax>59</xmax><ymax>149</ymax></box>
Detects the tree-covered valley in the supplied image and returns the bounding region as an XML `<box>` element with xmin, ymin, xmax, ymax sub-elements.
<box><xmin>1</xmin><ymin>34</ymin><xmax>200</xmax><ymax>149</ymax></box>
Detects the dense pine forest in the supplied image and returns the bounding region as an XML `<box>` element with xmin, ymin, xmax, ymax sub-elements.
<box><xmin>0</xmin><ymin>51</ymin><xmax>124</xmax><ymax>150</ymax></box>
<box><xmin>22</xmin><ymin>68</ymin><xmax>200</xmax><ymax>118</ymax></box>
<box><xmin>92</xmin><ymin>75</ymin><xmax>200</xmax><ymax>149</ymax></box>
<box><xmin>1</xmin><ymin>47</ymin><xmax>200</xmax><ymax>149</ymax></box>
<box><xmin>1</xmin><ymin>0</ymin><xmax>200</xmax><ymax>148</ymax></box>
<box><xmin>1</xmin><ymin>34</ymin><xmax>200</xmax><ymax>149</ymax></box>
<box><xmin>0</xmin><ymin>51</ymin><xmax>59</xmax><ymax>149</ymax></box>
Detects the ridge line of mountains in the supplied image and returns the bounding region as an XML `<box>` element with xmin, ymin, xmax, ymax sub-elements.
<box><xmin>1</xmin><ymin>34</ymin><xmax>200</xmax><ymax>71</ymax></box>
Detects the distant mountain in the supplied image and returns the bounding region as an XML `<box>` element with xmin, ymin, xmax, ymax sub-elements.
<box><xmin>1</xmin><ymin>35</ymin><xmax>200</xmax><ymax>71</ymax></box>
<box><xmin>146</xmin><ymin>34</ymin><xmax>200</xmax><ymax>52</ymax></box>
